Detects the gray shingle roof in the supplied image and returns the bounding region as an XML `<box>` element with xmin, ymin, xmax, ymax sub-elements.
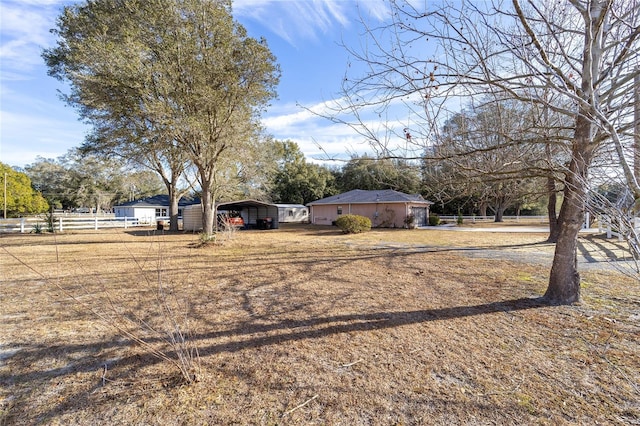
<box><xmin>115</xmin><ymin>195</ymin><xmax>200</xmax><ymax>208</ymax></box>
<box><xmin>307</xmin><ymin>189</ymin><xmax>432</xmax><ymax>205</ymax></box>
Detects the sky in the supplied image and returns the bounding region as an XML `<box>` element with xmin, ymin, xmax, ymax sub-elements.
<box><xmin>0</xmin><ymin>0</ymin><xmax>392</xmax><ymax>169</ymax></box>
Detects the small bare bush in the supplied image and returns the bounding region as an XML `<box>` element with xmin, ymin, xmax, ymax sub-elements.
<box><xmin>2</xmin><ymin>236</ymin><xmax>201</xmax><ymax>384</ymax></box>
<box><xmin>217</xmin><ymin>213</ymin><xmax>242</xmax><ymax>241</ymax></box>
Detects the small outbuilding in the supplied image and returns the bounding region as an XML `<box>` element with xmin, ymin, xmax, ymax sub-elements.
<box><xmin>114</xmin><ymin>195</ymin><xmax>200</xmax><ymax>224</ymax></box>
<box><xmin>183</xmin><ymin>199</ymin><xmax>280</xmax><ymax>231</ymax></box>
<box><xmin>307</xmin><ymin>189</ymin><xmax>433</xmax><ymax>228</ymax></box>
<box><xmin>276</xmin><ymin>204</ymin><xmax>309</xmax><ymax>223</ymax></box>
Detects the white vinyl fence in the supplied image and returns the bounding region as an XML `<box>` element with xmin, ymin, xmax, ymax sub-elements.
<box><xmin>437</xmin><ymin>215</ymin><xmax>548</xmax><ymax>223</ymax></box>
<box><xmin>0</xmin><ymin>216</ymin><xmax>155</xmax><ymax>233</ymax></box>
<box><xmin>596</xmin><ymin>215</ymin><xmax>640</xmax><ymax>241</ymax></box>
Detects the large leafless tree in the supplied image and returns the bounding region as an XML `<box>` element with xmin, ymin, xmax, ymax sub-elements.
<box><xmin>328</xmin><ymin>0</ymin><xmax>639</xmax><ymax>304</ymax></box>
<box><xmin>430</xmin><ymin>99</ymin><xmax>550</xmax><ymax>221</ymax></box>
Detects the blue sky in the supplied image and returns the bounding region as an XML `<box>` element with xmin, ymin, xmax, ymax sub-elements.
<box><xmin>0</xmin><ymin>0</ymin><xmax>391</xmax><ymax>168</ymax></box>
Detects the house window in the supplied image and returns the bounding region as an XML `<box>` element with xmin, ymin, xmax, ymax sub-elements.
<box><xmin>288</xmin><ymin>210</ymin><xmax>293</xmax><ymax>217</ymax></box>
<box><xmin>155</xmin><ymin>208</ymin><xmax>167</xmax><ymax>217</ymax></box>
<box><xmin>337</xmin><ymin>206</ymin><xmax>343</xmax><ymax>215</ymax></box>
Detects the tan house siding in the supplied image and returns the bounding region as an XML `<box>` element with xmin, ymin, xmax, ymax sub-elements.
<box><xmin>311</xmin><ymin>202</ymin><xmax>423</xmax><ymax>228</ymax></box>
<box><xmin>310</xmin><ymin>204</ymin><xmax>335</xmax><ymax>225</ymax></box>
<box><xmin>308</xmin><ymin>189</ymin><xmax>432</xmax><ymax>228</ymax></box>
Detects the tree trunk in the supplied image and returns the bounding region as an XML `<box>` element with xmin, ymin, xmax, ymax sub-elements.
<box><xmin>479</xmin><ymin>203</ymin><xmax>487</xmax><ymax>217</ymax></box>
<box><xmin>545</xmin><ymin>182</ymin><xmax>583</xmax><ymax>304</ymax></box>
<box><xmin>168</xmin><ymin>185</ymin><xmax>180</xmax><ymax>232</ymax></box>
<box><xmin>200</xmin><ymin>180</ymin><xmax>215</xmax><ymax>236</ymax></box>
<box><xmin>494</xmin><ymin>199</ymin><xmax>504</xmax><ymax>222</ymax></box>
<box><xmin>156</xmin><ymin>161</ymin><xmax>187</xmax><ymax>233</ymax></box>
<box><xmin>546</xmin><ymin>176</ymin><xmax>560</xmax><ymax>243</ymax></box>
<box><xmin>545</xmin><ymin>119</ymin><xmax>594</xmax><ymax>304</ymax></box>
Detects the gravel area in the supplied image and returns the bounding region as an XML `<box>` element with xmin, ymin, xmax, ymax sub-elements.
<box><xmin>350</xmin><ymin>229</ymin><xmax>638</xmax><ymax>274</ymax></box>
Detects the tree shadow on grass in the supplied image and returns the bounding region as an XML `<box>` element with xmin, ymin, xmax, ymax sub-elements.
<box><xmin>196</xmin><ymin>296</ymin><xmax>548</xmax><ymax>352</ymax></box>
<box><xmin>1</xmin><ymin>296</ymin><xmax>549</xmax><ymax>423</ymax></box>
<box><xmin>577</xmin><ymin>234</ymin><xmax>633</xmax><ymax>263</ymax></box>
<box><xmin>4</xmin><ymin>297</ymin><xmax>547</xmax><ymax>385</ymax></box>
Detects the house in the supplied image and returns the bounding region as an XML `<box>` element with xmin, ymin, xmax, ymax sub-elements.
<box><xmin>276</xmin><ymin>204</ymin><xmax>309</xmax><ymax>223</ymax></box>
<box><xmin>307</xmin><ymin>189</ymin><xmax>433</xmax><ymax>228</ymax></box>
<box><xmin>183</xmin><ymin>199</ymin><xmax>280</xmax><ymax>231</ymax></box>
<box><xmin>114</xmin><ymin>195</ymin><xmax>200</xmax><ymax>224</ymax></box>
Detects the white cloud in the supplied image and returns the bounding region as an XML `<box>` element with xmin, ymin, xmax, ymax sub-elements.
<box><xmin>0</xmin><ymin>1</ymin><xmax>63</xmax><ymax>77</ymax></box>
<box><xmin>234</xmin><ymin>0</ymin><xmax>346</xmax><ymax>46</ymax></box>
<box><xmin>234</xmin><ymin>0</ymin><xmax>387</xmax><ymax>47</ymax></box>
<box><xmin>261</xmin><ymin>97</ymin><xmax>389</xmax><ymax>163</ymax></box>
<box><xmin>261</xmin><ymin>88</ymin><xmax>439</xmax><ymax>163</ymax></box>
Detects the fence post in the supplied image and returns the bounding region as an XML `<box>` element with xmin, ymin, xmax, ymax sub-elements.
<box><xmin>619</xmin><ymin>221</ymin><xmax>624</xmax><ymax>241</ymax></box>
<box><xmin>20</xmin><ymin>218</ymin><xmax>25</xmax><ymax>233</ymax></box>
<box><xmin>59</xmin><ymin>217</ymin><xmax>63</xmax><ymax>232</ymax></box>
<box><xmin>94</xmin><ymin>216</ymin><xmax>99</xmax><ymax>230</ymax></box>
<box><xmin>124</xmin><ymin>217</ymin><xmax>128</xmax><ymax>229</ymax></box>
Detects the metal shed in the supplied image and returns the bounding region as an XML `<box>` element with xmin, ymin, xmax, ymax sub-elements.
<box><xmin>182</xmin><ymin>200</ymin><xmax>279</xmax><ymax>231</ymax></box>
<box><xmin>276</xmin><ymin>204</ymin><xmax>309</xmax><ymax>223</ymax></box>
<box><xmin>182</xmin><ymin>204</ymin><xmax>203</xmax><ymax>231</ymax></box>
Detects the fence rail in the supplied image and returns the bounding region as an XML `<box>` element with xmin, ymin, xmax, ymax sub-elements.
<box><xmin>437</xmin><ymin>215</ymin><xmax>548</xmax><ymax>223</ymax></box>
<box><xmin>0</xmin><ymin>216</ymin><xmax>154</xmax><ymax>233</ymax></box>
<box><xmin>596</xmin><ymin>215</ymin><xmax>640</xmax><ymax>241</ymax></box>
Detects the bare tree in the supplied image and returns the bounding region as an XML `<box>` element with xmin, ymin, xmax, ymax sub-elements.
<box><xmin>326</xmin><ymin>0</ymin><xmax>639</xmax><ymax>304</ymax></box>
<box><xmin>430</xmin><ymin>100</ymin><xmax>548</xmax><ymax>221</ymax></box>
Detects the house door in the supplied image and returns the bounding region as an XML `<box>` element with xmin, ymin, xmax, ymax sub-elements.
<box><xmin>411</xmin><ymin>207</ymin><xmax>428</xmax><ymax>226</ymax></box>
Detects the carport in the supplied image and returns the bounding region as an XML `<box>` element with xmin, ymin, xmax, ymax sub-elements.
<box><xmin>217</xmin><ymin>199</ymin><xmax>279</xmax><ymax>229</ymax></box>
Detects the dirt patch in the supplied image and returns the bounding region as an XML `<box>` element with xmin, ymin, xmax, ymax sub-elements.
<box><xmin>1</xmin><ymin>225</ymin><xmax>638</xmax><ymax>425</ymax></box>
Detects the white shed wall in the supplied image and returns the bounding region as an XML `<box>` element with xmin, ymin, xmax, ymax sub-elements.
<box><xmin>183</xmin><ymin>204</ymin><xmax>203</xmax><ymax>231</ymax></box>
<box><xmin>277</xmin><ymin>206</ymin><xmax>309</xmax><ymax>223</ymax></box>
<box><xmin>114</xmin><ymin>206</ymin><xmax>156</xmax><ymax>224</ymax></box>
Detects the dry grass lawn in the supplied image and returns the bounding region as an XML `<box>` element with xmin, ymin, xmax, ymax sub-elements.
<box><xmin>1</xmin><ymin>224</ymin><xmax>639</xmax><ymax>425</ymax></box>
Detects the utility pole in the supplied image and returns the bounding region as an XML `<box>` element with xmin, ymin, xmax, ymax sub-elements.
<box><xmin>3</xmin><ymin>172</ymin><xmax>7</xmax><ymax>219</ymax></box>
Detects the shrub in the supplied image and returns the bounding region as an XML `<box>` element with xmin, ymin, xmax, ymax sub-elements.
<box><xmin>44</xmin><ymin>210</ymin><xmax>56</xmax><ymax>233</ymax></box>
<box><xmin>335</xmin><ymin>214</ymin><xmax>372</xmax><ymax>234</ymax></box>
<box><xmin>457</xmin><ymin>213</ymin><xmax>464</xmax><ymax>225</ymax></box>
<box><xmin>428</xmin><ymin>214</ymin><xmax>440</xmax><ymax>226</ymax></box>
<box><xmin>198</xmin><ymin>232</ymin><xmax>217</xmax><ymax>245</ymax></box>
<box><xmin>404</xmin><ymin>214</ymin><xmax>416</xmax><ymax>228</ymax></box>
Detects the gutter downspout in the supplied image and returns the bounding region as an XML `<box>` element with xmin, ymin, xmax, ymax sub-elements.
<box><xmin>406</xmin><ymin>203</ymin><xmax>410</xmax><ymax>228</ymax></box>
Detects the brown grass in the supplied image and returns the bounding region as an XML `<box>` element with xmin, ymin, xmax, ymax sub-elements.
<box><xmin>1</xmin><ymin>224</ymin><xmax>638</xmax><ymax>425</ymax></box>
